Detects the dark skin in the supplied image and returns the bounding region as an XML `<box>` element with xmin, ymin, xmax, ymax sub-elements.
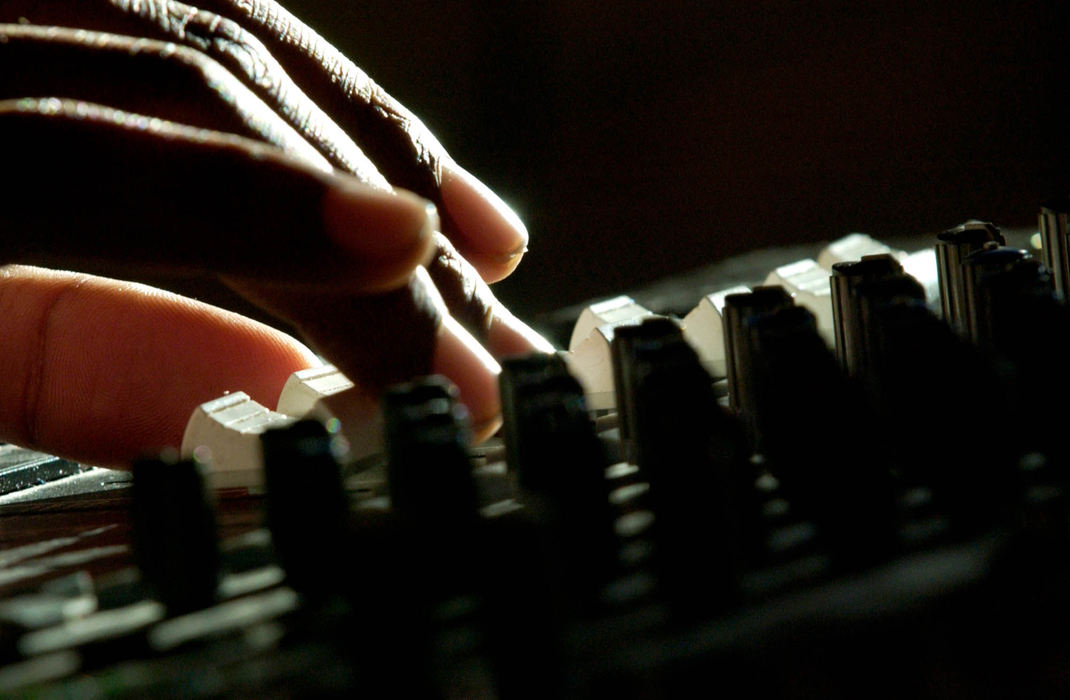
<box><xmin>0</xmin><ymin>1</ymin><xmax>553</xmax><ymax>467</ymax></box>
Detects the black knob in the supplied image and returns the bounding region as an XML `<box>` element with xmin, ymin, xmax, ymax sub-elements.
<box><xmin>261</xmin><ymin>419</ymin><xmax>349</xmax><ymax>596</ymax></box>
<box><xmin>1039</xmin><ymin>200</ymin><xmax>1070</xmax><ymax>300</ymax></box>
<box><xmin>130</xmin><ymin>454</ymin><xmax>220</xmax><ymax>612</ymax></box>
<box><xmin>745</xmin><ymin>304</ymin><xmax>895</xmax><ymax>563</ymax></box>
<box><xmin>863</xmin><ymin>297</ymin><xmax>1018</xmax><ymax>533</ymax></box>
<box><xmin>722</xmin><ymin>286</ymin><xmax>794</xmax><ymax>414</ymax></box>
<box><xmin>383</xmin><ymin>377</ymin><xmax>477</xmax><ymax>527</ymax></box>
<box><xmin>619</xmin><ymin>320</ymin><xmax>746</xmax><ymax>612</ymax></box>
<box><xmin>610</xmin><ymin>317</ymin><xmax>684</xmax><ymax>451</ymax></box>
<box><xmin>935</xmin><ymin>220</ymin><xmax>1005</xmax><ymax>332</ymax></box>
<box><xmin>829</xmin><ymin>253</ymin><xmax>907</xmax><ymax>377</ymax></box>
<box><xmin>960</xmin><ymin>246</ymin><xmax>1045</xmax><ymax>348</ymax></box>
<box><xmin>499</xmin><ymin>353</ymin><xmax>575</xmax><ymax>479</ymax></box>
<box><xmin>502</xmin><ymin>353</ymin><xmax>614</xmax><ymax>594</ymax></box>
<box><xmin>851</xmin><ymin>273</ymin><xmax>926</xmax><ymax>393</ymax></box>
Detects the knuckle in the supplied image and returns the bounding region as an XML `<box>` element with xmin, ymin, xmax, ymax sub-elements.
<box><xmin>426</xmin><ymin>235</ymin><xmax>497</xmax><ymax>340</ymax></box>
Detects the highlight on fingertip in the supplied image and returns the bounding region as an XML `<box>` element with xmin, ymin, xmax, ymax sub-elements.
<box><xmin>439</xmin><ymin>160</ymin><xmax>529</xmax><ymax>279</ymax></box>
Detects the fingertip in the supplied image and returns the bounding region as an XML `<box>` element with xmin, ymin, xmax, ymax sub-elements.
<box><xmin>439</xmin><ymin>160</ymin><xmax>529</xmax><ymax>282</ymax></box>
<box><xmin>322</xmin><ymin>180</ymin><xmax>437</xmax><ymax>290</ymax></box>
<box><xmin>467</xmin><ymin>248</ymin><xmax>528</xmax><ymax>284</ymax></box>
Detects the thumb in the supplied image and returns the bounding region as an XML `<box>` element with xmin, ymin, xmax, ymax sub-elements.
<box><xmin>0</xmin><ymin>266</ymin><xmax>319</xmax><ymax>467</ymax></box>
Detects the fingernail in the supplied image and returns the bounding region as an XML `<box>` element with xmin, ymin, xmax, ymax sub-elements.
<box><xmin>440</xmin><ymin>160</ymin><xmax>528</xmax><ymax>258</ymax></box>
<box><xmin>323</xmin><ymin>178</ymin><xmax>437</xmax><ymax>264</ymax></box>
<box><xmin>433</xmin><ymin>314</ymin><xmax>502</xmax><ymax>432</ymax></box>
<box><xmin>488</xmin><ymin>307</ymin><xmax>557</xmax><ymax>357</ymax></box>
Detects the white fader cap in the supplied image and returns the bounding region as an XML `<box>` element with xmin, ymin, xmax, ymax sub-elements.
<box><xmin>568</xmin><ymin>295</ymin><xmax>654</xmax><ymax>352</ymax></box>
<box><xmin>181</xmin><ymin>365</ymin><xmax>385</xmax><ymax>490</ymax></box>
<box><xmin>680</xmin><ymin>285</ymin><xmax>749</xmax><ymax>376</ymax></box>
<box><xmin>763</xmin><ymin>259</ymin><xmax>835</xmax><ymax>346</ymax></box>
<box><xmin>817</xmin><ymin>232</ymin><xmax>905</xmax><ymax>269</ymax></box>
<box><xmin>180</xmin><ymin>392</ymin><xmax>293</xmax><ymax>490</ymax></box>
<box><xmin>276</xmin><ymin>365</ymin><xmax>354</xmax><ymax>419</ymax></box>
<box><xmin>276</xmin><ymin>365</ymin><xmax>381</xmax><ymax>461</ymax></box>
<box><xmin>563</xmin><ymin>296</ymin><xmax>654</xmax><ymax>410</ymax></box>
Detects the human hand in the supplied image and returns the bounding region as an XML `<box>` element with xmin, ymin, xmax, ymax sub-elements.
<box><xmin>0</xmin><ymin>0</ymin><xmax>554</xmax><ymax>468</ymax></box>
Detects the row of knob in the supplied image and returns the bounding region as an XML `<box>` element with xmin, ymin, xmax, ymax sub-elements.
<box><xmin>7</xmin><ymin>216</ymin><xmax>1070</xmax><ymax>695</ymax></box>
<box><xmin>147</xmin><ymin>219</ymin><xmax>1070</xmax><ymax>615</ymax></box>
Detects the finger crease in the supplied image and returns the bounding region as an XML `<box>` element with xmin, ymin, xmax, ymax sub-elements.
<box><xmin>22</xmin><ymin>279</ymin><xmax>87</xmax><ymax>450</ymax></box>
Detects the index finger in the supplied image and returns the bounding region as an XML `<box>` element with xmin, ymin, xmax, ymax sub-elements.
<box><xmin>0</xmin><ymin>98</ymin><xmax>435</xmax><ymax>292</ymax></box>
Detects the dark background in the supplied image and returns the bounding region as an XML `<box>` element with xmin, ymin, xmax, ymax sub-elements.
<box><xmin>289</xmin><ymin>0</ymin><xmax>1067</xmax><ymax>316</ymax></box>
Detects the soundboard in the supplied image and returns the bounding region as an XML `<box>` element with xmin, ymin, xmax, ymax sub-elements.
<box><xmin>2</xmin><ymin>209</ymin><xmax>1070</xmax><ymax>697</ymax></box>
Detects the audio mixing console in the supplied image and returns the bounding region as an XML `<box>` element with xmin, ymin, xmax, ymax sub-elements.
<box><xmin>2</xmin><ymin>212</ymin><xmax>1069</xmax><ymax>697</ymax></box>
